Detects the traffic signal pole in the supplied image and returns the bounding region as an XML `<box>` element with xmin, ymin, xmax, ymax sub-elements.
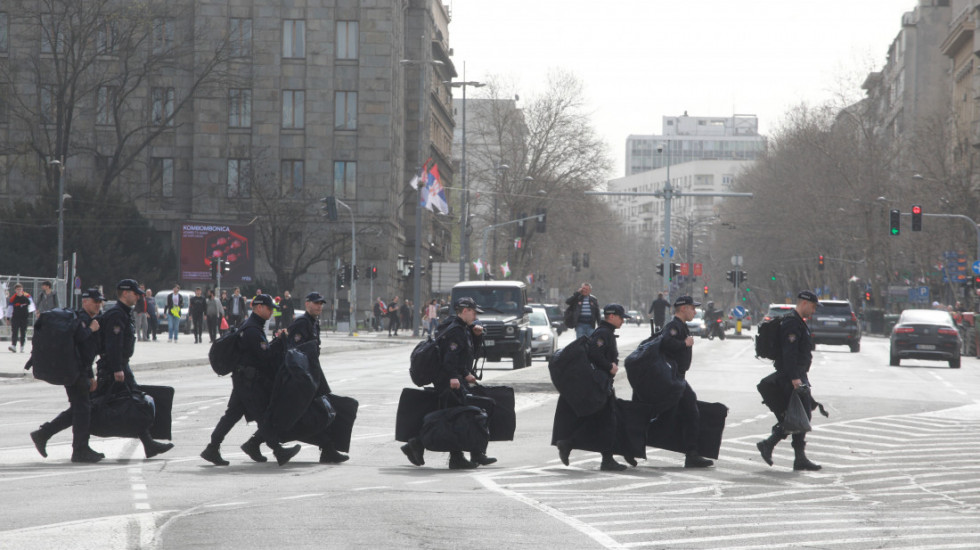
<box><xmin>334</xmin><ymin>198</ymin><xmax>357</xmax><ymax>336</ymax></box>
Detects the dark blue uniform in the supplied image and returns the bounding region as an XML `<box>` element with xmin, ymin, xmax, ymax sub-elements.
<box><xmin>96</xmin><ymin>301</ymin><xmax>137</xmax><ymax>389</ymax></box>
<box><xmin>287</xmin><ymin>313</ymin><xmax>330</xmax><ymax>396</ymax></box>
<box><xmin>660</xmin><ymin>316</ymin><xmax>693</xmax><ymax>379</ymax></box>
<box><xmin>776</xmin><ymin>310</ymin><xmax>813</xmax><ymax>383</ymax></box>
<box><xmin>433</xmin><ymin>316</ymin><xmax>481</xmax><ymax>396</ymax></box>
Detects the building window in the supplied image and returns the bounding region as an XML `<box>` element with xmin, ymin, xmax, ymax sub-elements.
<box><xmin>282</xmin><ymin>90</ymin><xmax>304</xmax><ymax>128</ymax></box>
<box><xmin>281</xmin><ymin>159</ymin><xmax>304</xmax><ymax>190</ymax></box>
<box><xmin>151</xmin><ymin>87</ymin><xmax>175</xmax><ymax>126</ymax></box>
<box><xmin>333</xmin><ymin>161</ymin><xmax>356</xmax><ymax>199</ymax></box>
<box><xmin>152</xmin><ymin>18</ymin><xmax>175</xmax><ymax>54</ymax></box>
<box><xmin>334</xmin><ymin>91</ymin><xmax>357</xmax><ymax>130</ymax></box>
<box><xmin>41</xmin><ymin>14</ymin><xmax>66</xmax><ymax>54</ymax></box>
<box><xmin>96</xmin><ymin>86</ymin><xmax>115</xmax><ymax>125</ymax></box>
<box><xmin>227</xmin><ymin>159</ymin><xmax>250</xmax><ymax>198</ymax></box>
<box><xmin>230</xmin><ymin>18</ymin><xmax>252</xmax><ymax>57</ymax></box>
<box><xmin>40</xmin><ymin>85</ymin><xmax>54</xmax><ymax>125</ymax></box>
<box><xmin>96</xmin><ymin>19</ymin><xmax>117</xmax><ymax>54</ymax></box>
<box><xmin>0</xmin><ymin>13</ymin><xmax>8</xmax><ymax>53</ymax></box>
<box><xmin>228</xmin><ymin>88</ymin><xmax>251</xmax><ymax>128</ymax></box>
<box><xmin>282</xmin><ymin>20</ymin><xmax>305</xmax><ymax>58</ymax></box>
<box><xmin>151</xmin><ymin>157</ymin><xmax>174</xmax><ymax>197</ymax></box>
<box><xmin>336</xmin><ymin>21</ymin><xmax>357</xmax><ymax>59</ymax></box>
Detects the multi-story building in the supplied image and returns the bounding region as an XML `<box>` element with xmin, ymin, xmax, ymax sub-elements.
<box><xmin>625</xmin><ymin>114</ymin><xmax>765</xmax><ymax>176</ymax></box>
<box><xmin>941</xmin><ymin>1</ymin><xmax>978</xmax><ymax>173</ymax></box>
<box><xmin>0</xmin><ymin>0</ymin><xmax>457</xmax><ymax>321</ymax></box>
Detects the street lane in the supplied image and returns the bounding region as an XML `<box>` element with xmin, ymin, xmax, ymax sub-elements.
<box><xmin>2</xmin><ymin>326</ymin><xmax>979</xmax><ymax>549</ymax></box>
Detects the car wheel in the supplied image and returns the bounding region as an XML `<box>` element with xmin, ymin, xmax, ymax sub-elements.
<box><xmin>849</xmin><ymin>342</ymin><xmax>860</xmax><ymax>353</ymax></box>
<box><xmin>950</xmin><ymin>356</ymin><xmax>961</xmax><ymax>369</ymax></box>
<box><xmin>889</xmin><ymin>349</ymin><xmax>899</xmax><ymax>366</ymax></box>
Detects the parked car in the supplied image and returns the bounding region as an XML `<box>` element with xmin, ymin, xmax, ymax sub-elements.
<box><xmin>627</xmin><ymin>310</ymin><xmax>644</xmax><ymax>326</ymax></box>
<box><xmin>154</xmin><ymin>290</ymin><xmax>194</xmax><ymax>334</ymax></box>
<box><xmin>539</xmin><ymin>303</ymin><xmax>566</xmax><ymax>335</ymax></box>
<box><xmin>763</xmin><ymin>304</ymin><xmax>795</xmax><ymax>322</ymax></box>
<box><xmin>808</xmin><ymin>299</ymin><xmax>861</xmax><ymax>352</ymax></box>
<box><xmin>529</xmin><ymin>305</ymin><xmax>558</xmax><ymax>360</ymax></box>
<box><xmin>890</xmin><ymin>309</ymin><xmax>961</xmax><ymax>368</ymax></box>
<box><xmin>687</xmin><ymin>310</ymin><xmax>707</xmax><ymax>337</ymax></box>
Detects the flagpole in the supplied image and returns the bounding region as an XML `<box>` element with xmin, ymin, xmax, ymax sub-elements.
<box><xmin>412</xmin><ymin>32</ymin><xmax>425</xmax><ymax>338</ymax></box>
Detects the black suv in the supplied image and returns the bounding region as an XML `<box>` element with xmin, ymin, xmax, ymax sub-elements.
<box><xmin>807</xmin><ymin>299</ymin><xmax>861</xmax><ymax>352</ymax></box>
<box><xmin>450</xmin><ymin>281</ymin><xmax>533</xmax><ymax>369</ymax></box>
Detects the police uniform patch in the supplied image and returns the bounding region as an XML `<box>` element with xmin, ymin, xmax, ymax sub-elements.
<box><xmin>113</xmin><ymin>325</ymin><xmax>121</xmax><ymax>334</ymax></box>
<box><xmin>669</xmin><ymin>328</ymin><xmax>678</xmax><ymax>336</ymax></box>
<box><xmin>788</xmin><ymin>334</ymin><xmax>797</xmax><ymax>343</ymax></box>
<box><xmin>294</xmin><ymin>334</ymin><xmax>302</xmax><ymax>342</ymax></box>
<box><xmin>449</xmin><ymin>342</ymin><xmax>458</xmax><ymax>351</ymax></box>
<box><xmin>596</xmin><ymin>339</ymin><xmax>604</xmax><ymax>347</ymax></box>
<box><xmin>260</xmin><ymin>342</ymin><xmax>268</xmax><ymax>350</ymax></box>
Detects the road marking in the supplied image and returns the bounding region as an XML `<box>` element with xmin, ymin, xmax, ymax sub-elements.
<box><xmin>351</xmin><ymin>486</ymin><xmax>391</xmax><ymax>491</ymax></box>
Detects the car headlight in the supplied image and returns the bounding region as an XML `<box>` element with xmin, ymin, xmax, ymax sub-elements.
<box><xmin>505</xmin><ymin>326</ymin><xmax>515</xmax><ymax>335</ymax></box>
<box><xmin>536</xmin><ymin>334</ymin><xmax>550</xmax><ymax>341</ymax></box>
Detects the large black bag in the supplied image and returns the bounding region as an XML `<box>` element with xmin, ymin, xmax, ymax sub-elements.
<box><xmin>782</xmin><ymin>391</ymin><xmax>812</xmax><ymax>434</ymax></box>
<box><xmin>281</xmin><ymin>394</ymin><xmax>337</xmax><ymax>445</ymax></box>
<box><xmin>468</xmin><ymin>384</ymin><xmax>516</xmax><ymax>441</ymax></box>
<box><xmin>757</xmin><ymin>371</ymin><xmax>791</xmax><ymax>417</ymax></box>
<box><xmin>90</xmin><ymin>384</ymin><xmax>155</xmax><ymax>438</ymax></box>
<box><xmin>624</xmin><ymin>336</ymin><xmax>687</xmax><ymax>416</ymax></box>
<box><xmin>395</xmin><ymin>387</ymin><xmax>440</xmax><ymax>442</ymax></box>
<box><xmin>755</xmin><ymin>318</ymin><xmax>783</xmax><ymax>360</ymax></box>
<box><xmin>141</xmin><ymin>385</ymin><xmax>175</xmax><ymax>440</ymax></box>
<box><xmin>420</xmin><ymin>405</ymin><xmax>489</xmax><ymax>452</ymax></box>
<box><xmin>614</xmin><ymin>398</ymin><xmax>653</xmax><ymax>460</ymax></box>
<box><xmin>28</xmin><ymin>308</ymin><xmax>81</xmax><ymax>386</ymax></box>
<box><xmin>549</xmin><ymin>336</ymin><xmax>612</xmax><ymax>417</ymax></box>
<box><xmin>265</xmin><ymin>348</ymin><xmax>319</xmax><ymax>434</ymax></box>
<box><xmin>409</xmin><ymin>336</ymin><xmax>442</xmax><ymax>386</ymax></box>
<box><xmin>208</xmin><ymin>326</ymin><xmax>243</xmax><ymax>376</ymax></box>
<box><xmin>323</xmin><ymin>394</ymin><xmax>359</xmax><ymax>452</ymax></box>
<box><xmin>646</xmin><ymin>401</ymin><xmax>728</xmax><ymax>460</ymax></box>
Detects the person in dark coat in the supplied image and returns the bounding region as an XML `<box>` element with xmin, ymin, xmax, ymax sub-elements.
<box><xmin>565</xmin><ymin>283</ymin><xmax>601</xmax><ymax>339</ymax></box>
<box><xmin>29</xmin><ymin>288</ymin><xmax>105</xmax><ymax>463</ymax></box>
<box><xmin>553</xmin><ymin>304</ymin><xmax>631</xmax><ymax>471</ymax></box>
<box><xmin>648</xmin><ymin>293</ymin><xmax>670</xmax><ymax>335</ymax></box>
<box><xmin>756</xmin><ymin>291</ymin><xmax>822</xmax><ymax>471</ymax></box>
<box><xmin>286</xmin><ymin>291</ymin><xmax>349</xmax><ymax>464</ymax></box>
<box><xmin>387</xmin><ymin>296</ymin><xmax>401</xmax><ymax>336</ymax></box>
<box><xmin>189</xmin><ymin>287</ymin><xmax>207</xmax><ymax>344</ymax></box>
<box><xmin>95</xmin><ymin>279</ymin><xmax>173</xmax><ymax>459</ymax></box>
<box><xmin>658</xmin><ymin>296</ymin><xmax>713</xmax><ymax>468</ymax></box>
<box><xmin>401</xmin><ymin>296</ymin><xmax>492</xmax><ymax>469</ymax></box>
<box><xmin>279</xmin><ymin>290</ymin><xmax>295</xmax><ymax>329</ymax></box>
<box><xmin>200</xmin><ymin>294</ymin><xmax>301</xmax><ymax>466</ymax></box>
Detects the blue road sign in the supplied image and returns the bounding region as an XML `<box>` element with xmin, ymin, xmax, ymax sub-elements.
<box><xmin>973</xmin><ymin>260</ymin><xmax>980</xmax><ymax>275</ymax></box>
<box><xmin>732</xmin><ymin>306</ymin><xmax>747</xmax><ymax>319</ymax></box>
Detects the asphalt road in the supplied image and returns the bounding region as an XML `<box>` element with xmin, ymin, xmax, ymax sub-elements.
<box><xmin>2</xmin><ymin>325</ymin><xmax>979</xmax><ymax>549</ymax></box>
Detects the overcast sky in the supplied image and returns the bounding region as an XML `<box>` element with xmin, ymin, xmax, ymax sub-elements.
<box><xmin>447</xmin><ymin>0</ymin><xmax>920</xmax><ymax>176</ymax></box>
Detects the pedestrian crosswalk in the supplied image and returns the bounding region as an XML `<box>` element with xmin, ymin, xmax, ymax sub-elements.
<box><xmin>477</xmin><ymin>404</ymin><xmax>980</xmax><ymax>549</ymax></box>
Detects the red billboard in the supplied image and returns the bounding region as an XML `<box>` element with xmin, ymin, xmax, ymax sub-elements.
<box><xmin>180</xmin><ymin>223</ymin><xmax>255</xmax><ymax>284</ymax></box>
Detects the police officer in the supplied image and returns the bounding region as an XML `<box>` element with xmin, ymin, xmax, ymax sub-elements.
<box><xmin>756</xmin><ymin>290</ymin><xmax>822</xmax><ymax>471</ymax></box>
<box><xmin>286</xmin><ymin>291</ymin><xmax>348</xmax><ymax>464</ymax></box>
<box><xmin>97</xmin><ymin>279</ymin><xmax>174</xmax><ymax>458</ymax></box>
<box><xmin>554</xmin><ymin>304</ymin><xmax>631</xmax><ymax>471</ymax></box>
<box><xmin>29</xmin><ymin>288</ymin><xmax>105</xmax><ymax>463</ymax></box>
<box><xmin>401</xmin><ymin>297</ymin><xmax>493</xmax><ymax>469</ymax></box>
<box><xmin>658</xmin><ymin>296</ymin><xmax>713</xmax><ymax>468</ymax></box>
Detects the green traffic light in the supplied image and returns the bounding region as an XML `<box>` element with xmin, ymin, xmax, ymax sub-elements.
<box><xmin>745</xmin><ymin>288</ymin><xmax>751</xmax><ymax>292</ymax></box>
<box><xmin>890</xmin><ymin>228</ymin><xmax>899</xmax><ymax>235</ymax></box>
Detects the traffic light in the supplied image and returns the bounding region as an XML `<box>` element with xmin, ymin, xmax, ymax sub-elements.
<box><xmin>321</xmin><ymin>196</ymin><xmax>339</xmax><ymax>221</ymax></box>
<box><xmin>670</xmin><ymin>263</ymin><xmax>680</xmax><ymax>277</ymax></box>
<box><xmin>911</xmin><ymin>205</ymin><xmax>922</xmax><ymax>231</ymax></box>
<box><xmin>536</xmin><ymin>208</ymin><xmax>547</xmax><ymax>233</ymax></box>
<box><xmin>889</xmin><ymin>209</ymin><xmax>900</xmax><ymax>235</ymax></box>
<box><xmin>582</xmin><ymin>253</ymin><xmax>590</xmax><ymax>268</ymax></box>
<box><xmin>370</xmin><ymin>265</ymin><xmax>378</xmax><ymax>280</ymax></box>
<box><xmin>336</xmin><ymin>272</ymin><xmax>344</xmax><ymax>290</ymax></box>
<box><xmin>657</xmin><ymin>263</ymin><xmax>665</xmax><ymax>276</ymax></box>
<box><xmin>703</xmin><ymin>285</ymin><xmax>709</xmax><ymax>296</ymax></box>
<box><xmin>517</xmin><ymin>213</ymin><xmax>526</xmax><ymax>237</ymax></box>
<box><xmin>818</xmin><ymin>255</ymin><xmax>824</xmax><ymax>271</ymax></box>
<box><xmin>739</xmin><ymin>271</ymin><xmax>747</xmax><ymax>285</ymax></box>
<box><xmin>726</xmin><ymin>270</ymin><xmax>734</xmax><ymax>284</ymax></box>
<box><xmin>420</xmin><ymin>264</ymin><xmax>426</xmax><ymax>277</ymax></box>
<box><xmin>220</xmin><ymin>259</ymin><xmax>231</xmax><ymax>273</ymax></box>
<box><xmin>353</xmin><ymin>265</ymin><xmax>360</xmax><ymax>281</ymax></box>
<box><xmin>209</xmin><ymin>261</ymin><xmax>217</xmax><ymax>280</ymax></box>
<box><xmin>770</xmin><ymin>271</ymin><xmax>776</xmax><ymax>282</ymax></box>
<box><xmin>864</xmin><ymin>290</ymin><xmax>872</xmax><ymax>303</ymax></box>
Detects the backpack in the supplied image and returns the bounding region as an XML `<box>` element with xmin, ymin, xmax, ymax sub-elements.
<box><xmin>409</xmin><ymin>336</ymin><xmax>442</xmax><ymax>386</ymax></box>
<box><xmin>755</xmin><ymin>317</ymin><xmax>783</xmax><ymax>360</ymax></box>
<box><xmin>28</xmin><ymin>308</ymin><xmax>82</xmax><ymax>385</ymax></box>
<box><xmin>208</xmin><ymin>326</ymin><xmax>243</xmax><ymax>376</ymax></box>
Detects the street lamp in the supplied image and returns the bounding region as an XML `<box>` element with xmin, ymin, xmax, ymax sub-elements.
<box><xmin>47</xmin><ymin>159</ymin><xmax>70</xmax><ymax>282</ymax></box>
<box><xmin>492</xmin><ymin>164</ymin><xmax>509</xmax><ymax>272</ymax></box>
<box><xmin>445</xmin><ymin>72</ymin><xmax>485</xmax><ymax>282</ymax></box>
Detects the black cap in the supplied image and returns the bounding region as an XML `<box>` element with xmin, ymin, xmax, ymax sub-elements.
<box><xmin>251</xmin><ymin>294</ymin><xmax>279</xmax><ymax>309</ymax></box>
<box><xmin>117</xmin><ymin>279</ymin><xmax>144</xmax><ymax>295</ymax></box>
<box><xmin>797</xmin><ymin>290</ymin><xmax>820</xmax><ymax>305</ymax></box>
<box><xmin>673</xmin><ymin>295</ymin><xmax>701</xmax><ymax>308</ymax></box>
<box><xmin>603</xmin><ymin>303</ymin><xmax>631</xmax><ymax>319</ymax></box>
<box><xmin>80</xmin><ymin>288</ymin><xmax>104</xmax><ymax>302</ymax></box>
<box><xmin>305</xmin><ymin>291</ymin><xmax>327</xmax><ymax>304</ymax></box>
<box><xmin>454</xmin><ymin>297</ymin><xmax>484</xmax><ymax>313</ymax></box>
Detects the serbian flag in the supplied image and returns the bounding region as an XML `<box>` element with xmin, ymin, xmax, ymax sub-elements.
<box><xmin>422</xmin><ymin>163</ymin><xmax>449</xmax><ymax>215</ymax></box>
<box><xmin>526</xmin><ymin>274</ymin><xmax>534</xmax><ymax>284</ymax></box>
<box><xmin>500</xmin><ymin>262</ymin><xmax>511</xmax><ymax>278</ymax></box>
<box><xmin>472</xmin><ymin>260</ymin><xmax>484</xmax><ymax>275</ymax></box>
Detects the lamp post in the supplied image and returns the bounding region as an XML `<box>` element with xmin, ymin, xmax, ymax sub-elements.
<box><xmin>334</xmin><ymin>198</ymin><xmax>357</xmax><ymax>336</ymax></box>
<box><xmin>492</xmin><ymin>164</ymin><xmax>509</xmax><ymax>273</ymax></box>
<box><xmin>48</xmin><ymin>159</ymin><xmax>68</xmax><ymax>281</ymax></box>
<box><xmin>446</xmin><ymin>71</ymin><xmax>485</xmax><ymax>282</ymax></box>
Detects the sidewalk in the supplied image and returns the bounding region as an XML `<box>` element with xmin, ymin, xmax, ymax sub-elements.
<box><xmin>0</xmin><ymin>330</ymin><xmax>414</xmax><ymax>380</ymax></box>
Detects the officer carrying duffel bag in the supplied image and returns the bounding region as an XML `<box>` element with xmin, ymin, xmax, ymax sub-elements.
<box><xmin>89</xmin><ymin>383</ymin><xmax>156</xmax><ymax>438</ymax></box>
<box><xmin>548</xmin><ymin>336</ymin><xmax>612</xmax><ymax>417</ymax></box>
<box><xmin>420</xmin><ymin>405</ymin><xmax>490</xmax><ymax>453</ymax></box>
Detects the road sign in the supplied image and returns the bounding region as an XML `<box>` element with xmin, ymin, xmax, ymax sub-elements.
<box><xmin>74</xmin><ymin>277</ymin><xmax>81</xmax><ymax>289</ymax></box>
<box><xmin>731</xmin><ymin>255</ymin><xmax>743</xmax><ymax>266</ymax></box>
<box><xmin>660</xmin><ymin>246</ymin><xmax>674</xmax><ymax>258</ymax></box>
<box><xmin>732</xmin><ymin>306</ymin><xmax>747</xmax><ymax>319</ymax></box>
<box><xmin>909</xmin><ymin>286</ymin><xmax>929</xmax><ymax>303</ymax></box>
<box><xmin>973</xmin><ymin>260</ymin><xmax>980</xmax><ymax>275</ymax></box>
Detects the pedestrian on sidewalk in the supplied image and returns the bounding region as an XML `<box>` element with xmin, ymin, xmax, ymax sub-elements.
<box><xmin>190</xmin><ymin>287</ymin><xmax>207</xmax><ymax>344</ymax></box>
<box><xmin>205</xmin><ymin>289</ymin><xmax>224</xmax><ymax>343</ymax></box>
<box><xmin>35</xmin><ymin>281</ymin><xmax>59</xmax><ymax>314</ymax></box>
<box><xmin>165</xmin><ymin>285</ymin><xmax>183</xmax><ymax>343</ymax></box>
<box><xmin>565</xmin><ymin>283</ymin><xmax>600</xmax><ymax>339</ymax></box>
<box><xmin>387</xmin><ymin>296</ymin><xmax>400</xmax><ymax>336</ymax></box>
<box><xmin>145</xmin><ymin>288</ymin><xmax>158</xmax><ymax>341</ymax></box>
<box><xmin>7</xmin><ymin>284</ymin><xmax>34</xmax><ymax>353</ymax></box>
<box><xmin>134</xmin><ymin>287</ymin><xmax>149</xmax><ymax>342</ymax></box>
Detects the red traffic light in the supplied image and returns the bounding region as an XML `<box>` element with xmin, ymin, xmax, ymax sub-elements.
<box><xmin>912</xmin><ymin>205</ymin><xmax>922</xmax><ymax>215</ymax></box>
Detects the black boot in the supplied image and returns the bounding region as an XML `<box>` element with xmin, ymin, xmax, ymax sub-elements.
<box><xmin>600</xmin><ymin>453</ymin><xmax>627</xmax><ymax>472</ymax></box>
<box><xmin>71</xmin><ymin>447</ymin><xmax>105</xmax><ymax>464</ymax></box>
<box><xmin>684</xmin><ymin>450</ymin><xmax>714</xmax><ymax>468</ymax></box>
<box><xmin>470</xmin><ymin>452</ymin><xmax>497</xmax><ymax>466</ymax></box>
<box><xmin>201</xmin><ymin>443</ymin><xmax>230</xmax><ymax>466</ymax></box>
<box><xmin>141</xmin><ymin>433</ymin><xmax>175</xmax><ymax>459</ymax></box>
<box><xmin>556</xmin><ymin>440</ymin><xmax>572</xmax><ymax>466</ymax></box>
<box><xmin>30</xmin><ymin>427</ymin><xmax>53</xmax><ymax>458</ymax></box>
<box><xmin>240</xmin><ymin>435</ymin><xmax>268</xmax><ymax>463</ymax></box>
<box><xmin>792</xmin><ymin>440</ymin><xmax>822</xmax><ymax>471</ymax></box>
<box><xmin>448</xmin><ymin>451</ymin><xmax>477</xmax><ymax>470</ymax></box>
<box><xmin>623</xmin><ymin>455</ymin><xmax>638</xmax><ymax>467</ymax></box>
<box><xmin>319</xmin><ymin>445</ymin><xmax>349</xmax><ymax>464</ymax></box>
<box><xmin>272</xmin><ymin>444</ymin><xmax>301</xmax><ymax>466</ymax></box>
<box><xmin>756</xmin><ymin>425</ymin><xmax>785</xmax><ymax>467</ymax></box>
<box><xmin>401</xmin><ymin>437</ymin><xmax>424</xmax><ymax>466</ymax></box>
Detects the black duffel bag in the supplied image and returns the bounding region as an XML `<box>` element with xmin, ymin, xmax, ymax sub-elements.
<box><xmin>420</xmin><ymin>405</ymin><xmax>490</xmax><ymax>453</ymax></box>
<box><xmin>468</xmin><ymin>384</ymin><xmax>516</xmax><ymax>441</ymax></box>
<box><xmin>646</xmin><ymin>401</ymin><xmax>729</xmax><ymax>460</ymax></box>
<box><xmin>549</xmin><ymin>336</ymin><xmax>612</xmax><ymax>417</ymax></box>
<box><xmin>395</xmin><ymin>387</ymin><xmax>441</xmax><ymax>442</ymax></box>
<box><xmin>323</xmin><ymin>394</ymin><xmax>359</xmax><ymax>453</ymax></box>
<box><xmin>140</xmin><ymin>385</ymin><xmax>175</xmax><ymax>440</ymax></box>
<box><xmin>624</xmin><ymin>336</ymin><xmax>687</xmax><ymax>416</ymax></box>
<box><xmin>266</xmin><ymin>348</ymin><xmax>319</xmax><ymax>434</ymax></box>
<box><xmin>90</xmin><ymin>384</ymin><xmax>155</xmax><ymax>438</ymax></box>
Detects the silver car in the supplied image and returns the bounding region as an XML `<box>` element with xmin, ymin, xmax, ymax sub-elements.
<box><xmin>529</xmin><ymin>306</ymin><xmax>558</xmax><ymax>360</ymax></box>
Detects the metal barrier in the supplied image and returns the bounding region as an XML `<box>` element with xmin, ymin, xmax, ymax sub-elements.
<box><xmin>1</xmin><ymin>274</ymin><xmax>67</xmax><ymax>342</ymax></box>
